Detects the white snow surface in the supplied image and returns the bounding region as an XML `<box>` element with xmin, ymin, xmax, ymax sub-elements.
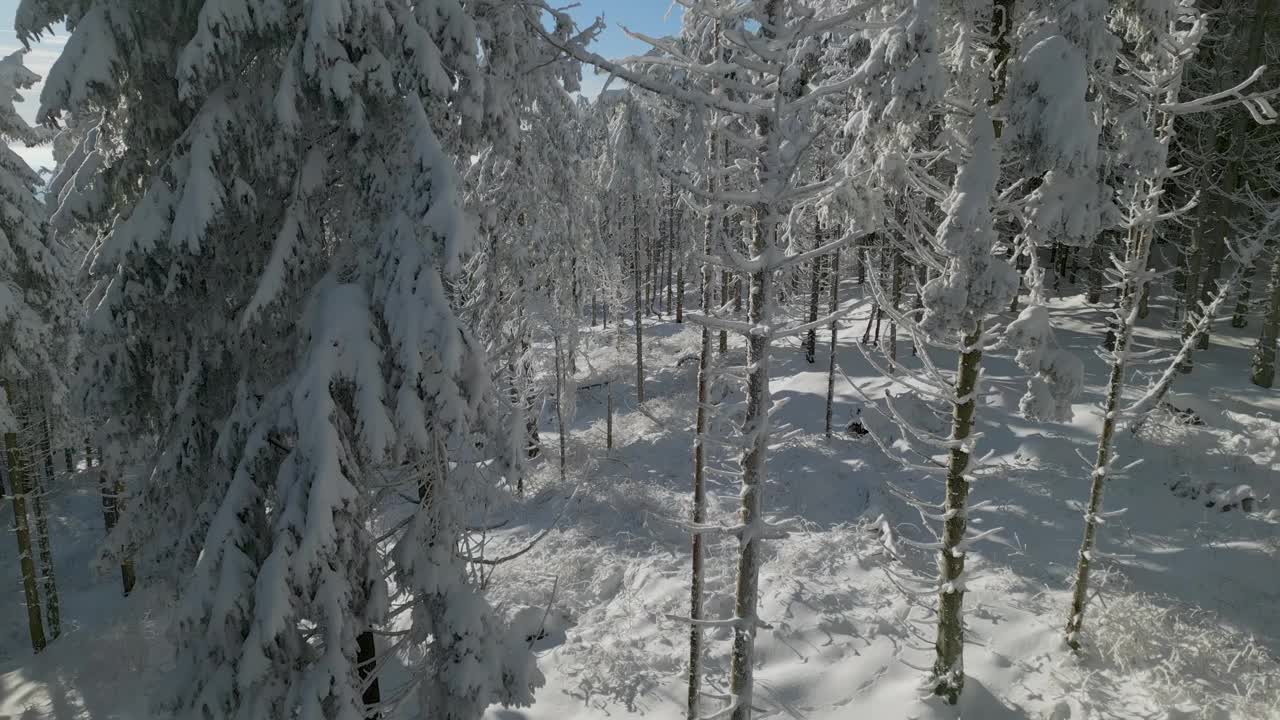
<box><xmin>4</xmin><ymin>291</ymin><xmax>1280</xmax><ymax>720</ymax></box>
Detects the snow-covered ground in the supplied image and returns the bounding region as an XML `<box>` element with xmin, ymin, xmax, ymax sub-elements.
<box><xmin>4</xmin><ymin>288</ymin><xmax>1279</xmax><ymax>720</ymax></box>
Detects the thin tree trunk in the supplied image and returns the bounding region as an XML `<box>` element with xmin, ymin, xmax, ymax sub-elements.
<box><xmin>1198</xmin><ymin>226</ymin><xmax>1228</xmax><ymax>351</ymax></box>
<box><xmin>634</xmin><ymin>192</ymin><xmax>646</xmax><ymax>404</ymax></box>
<box><xmin>1137</xmin><ymin>249</ymin><xmax>1152</xmax><ymax>319</ymax></box>
<box><xmin>521</xmin><ymin>329</ymin><xmax>541</xmax><ymax>461</ymax></box>
<box><xmin>554</xmin><ymin>335</ymin><xmax>567</xmax><ymax>483</ymax></box>
<box><xmin>729</xmin><ymin>245</ymin><xmax>770</xmax><ymax>720</ymax></box>
<box><xmin>606</xmin><ymin>380</ymin><xmax>615</xmax><ymax>450</ymax></box>
<box><xmin>719</xmin><ymin>269</ymin><xmax>730</xmax><ymax>354</ymax></box>
<box><xmin>889</xmin><ymin>250</ymin><xmax>901</xmax><ymax>367</ymax></box>
<box><xmin>728</xmin><ymin>77</ymin><xmax>781</xmax><ymax>716</ymax></box>
<box><xmin>1087</xmin><ymin>243</ymin><xmax>1105</xmax><ymax>304</ymax></box>
<box><xmin>1193</xmin><ymin>0</ymin><xmax>1271</xmax><ymax>351</ymax></box>
<box><xmin>862</xmin><ymin>304</ymin><xmax>878</xmax><ymax>345</ymax></box>
<box><xmin>824</xmin><ymin>250</ymin><xmax>841</xmax><ymax>439</ymax></box>
<box><xmin>688</xmin><ymin>108</ymin><xmax>722</xmax><ymax>716</ymax></box>
<box><xmin>931</xmin><ymin>327</ymin><xmax>982</xmax><ymax>703</ymax></box>
<box><xmin>804</xmin><ymin>192</ymin><xmax>827</xmax><ymax>363</ymax></box>
<box><xmin>677</xmin><ymin>264</ymin><xmax>685</xmax><ymax>323</ymax></box>
<box><xmin>666</xmin><ymin>180</ymin><xmax>676</xmax><ymax>316</ymax></box>
<box><xmin>1066</xmin><ymin>185</ymin><xmax>1159</xmax><ymax>647</ymax></box>
<box><xmin>31</xmin><ymin>424</ymin><xmax>61</xmax><ymax>640</ymax></box>
<box><xmin>805</xmin><ymin>250</ymin><xmax>823</xmax><ymax>363</ymax></box>
<box><xmin>1231</xmin><ymin>256</ymin><xmax>1259</xmax><ymax>328</ymax></box>
<box><xmin>6</xmin><ymin>430</ymin><xmax>46</xmax><ymax>653</ymax></box>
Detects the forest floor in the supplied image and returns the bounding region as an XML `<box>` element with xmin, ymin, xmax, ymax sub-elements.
<box><xmin>3</xmin><ymin>284</ymin><xmax>1280</xmax><ymax>720</ymax></box>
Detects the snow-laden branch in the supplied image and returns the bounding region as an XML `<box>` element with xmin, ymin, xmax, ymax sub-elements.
<box><xmin>1125</xmin><ymin>234</ymin><xmax>1266</xmax><ymax>429</ymax></box>
<box><xmin>1158</xmin><ymin>65</ymin><xmax>1279</xmax><ymax>124</ymax></box>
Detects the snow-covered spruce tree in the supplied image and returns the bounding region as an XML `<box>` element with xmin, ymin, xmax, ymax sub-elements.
<box><xmin>462</xmin><ymin>80</ymin><xmax>593</xmax><ymax>480</ymax></box>
<box><xmin>0</xmin><ymin>48</ymin><xmax>67</xmax><ymax>455</ymax></box>
<box><xmin>842</xmin><ymin>0</ymin><xmax>1121</xmax><ymax>701</ymax></box>
<box><xmin>1061</xmin><ymin>0</ymin><xmax>1277</xmax><ymax>649</ymax></box>
<box><xmin>23</xmin><ymin>1</ymin><xmax>591</xmax><ymax>717</ymax></box>
<box><xmin>1172</xmin><ymin>0</ymin><xmax>1277</xmax><ymax>369</ymax></box>
<box><xmin>843</xmin><ymin>0</ymin><xmax>1011</xmax><ymax>703</ymax></box>
<box><xmin>665</xmin><ymin>10</ymin><xmax>732</xmax><ymax>717</ymax></box>
<box><xmin>540</xmin><ymin>3</ymin><xmax>891</xmax><ymax>717</ymax></box>
<box><xmin>600</xmin><ymin>91</ymin><xmax>661</xmax><ymax>406</ymax></box>
<box><xmin>887</xmin><ymin>11</ymin><xmax>1016</xmax><ymax>701</ymax></box>
<box><xmin>0</xmin><ymin>48</ymin><xmax>70</xmax><ymax>652</ymax></box>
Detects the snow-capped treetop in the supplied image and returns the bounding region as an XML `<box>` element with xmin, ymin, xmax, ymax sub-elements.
<box><xmin>0</xmin><ymin>49</ymin><xmax>67</xmax><ymax>426</ymax></box>
<box><xmin>25</xmin><ymin>2</ymin><xmax>589</xmax><ymax>718</ymax></box>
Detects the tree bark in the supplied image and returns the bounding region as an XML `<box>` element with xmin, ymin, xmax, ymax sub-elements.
<box><xmin>6</xmin><ymin>430</ymin><xmax>46</xmax><ymax>653</ymax></box>
<box><xmin>729</xmin><ymin>16</ymin><xmax>782</xmax><ymax>706</ymax></box>
<box><xmin>554</xmin><ymin>335</ymin><xmax>567</xmax><ymax>483</ymax></box>
<box><xmin>1194</xmin><ymin>0</ymin><xmax>1272</xmax><ymax>351</ymax></box>
<box><xmin>889</xmin><ymin>250</ymin><xmax>901</xmax><ymax>367</ymax></box>
<box><xmin>634</xmin><ymin>192</ymin><xmax>646</xmax><ymax>404</ymax></box>
<box><xmin>31</xmin><ymin>436</ymin><xmax>60</xmax><ymax>639</ymax></box>
<box><xmin>805</xmin><ymin>250</ymin><xmax>823</xmax><ymax>363</ymax></box>
<box><xmin>931</xmin><ymin>328</ymin><xmax>982</xmax><ymax>703</ymax></box>
<box><xmin>719</xmin><ymin>268</ymin><xmax>730</xmax><ymax>354</ymax></box>
<box><xmin>666</xmin><ymin>179</ymin><xmax>676</xmax><ymax>316</ymax></box>
<box><xmin>606</xmin><ymin>380</ymin><xmax>615</xmax><ymax>450</ymax></box>
<box><xmin>1251</xmin><ymin>247</ymin><xmax>1280</xmax><ymax>387</ymax></box>
<box><xmin>688</xmin><ymin>101</ymin><xmax>722</xmax><ymax>717</ymax></box>
<box><xmin>1230</xmin><ymin>254</ymin><xmax>1260</xmax><ymax>328</ymax></box>
<box><xmin>824</xmin><ymin>250</ymin><xmax>841</xmax><ymax>439</ymax></box>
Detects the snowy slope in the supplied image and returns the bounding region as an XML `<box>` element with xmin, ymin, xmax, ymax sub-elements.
<box><xmin>3</xmin><ymin>288</ymin><xmax>1278</xmax><ymax>720</ymax></box>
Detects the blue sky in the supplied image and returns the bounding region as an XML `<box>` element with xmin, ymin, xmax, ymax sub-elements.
<box><xmin>564</xmin><ymin>0</ymin><xmax>684</xmax><ymax>96</ymax></box>
<box><xmin>0</xmin><ymin>0</ymin><xmax>681</xmax><ymax>169</ymax></box>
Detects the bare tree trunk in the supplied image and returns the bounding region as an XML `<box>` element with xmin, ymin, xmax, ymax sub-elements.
<box><xmin>677</xmin><ymin>264</ymin><xmax>685</xmax><ymax>323</ymax></box>
<box><xmin>1179</xmin><ymin>211</ymin><xmax>1209</xmax><ymax>372</ymax></box>
<box><xmin>521</xmin><ymin>327</ymin><xmax>541</xmax><ymax>461</ymax></box>
<box><xmin>824</xmin><ymin>249</ymin><xmax>841</xmax><ymax>439</ymax></box>
<box><xmin>1066</xmin><ymin>209</ymin><xmax>1156</xmax><ymax>648</ymax></box>
<box><xmin>1231</xmin><ymin>254</ymin><xmax>1260</xmax><ymax>328</ymax></box>
<box><xmin>729</xmin><ymin>246</ymin><xmax>770</xmax><ymax>720</ymax></box>
<box><xmin>1198</xmin><ymin>227</ymin><xmax>1227</xmax><ymax>350</ymax></box>
<box><xmin>931</xmin><ymin>328</ymin><xmax>982</xmax><ymax>703</ymax></box>
<box><xmin>1087</xmin><ymin>243</ymin><xmax>1105</xmax><ymax>304</ymax></box>
<box><xmin>553</xmin><ymin>335</ymin><xmax>567</xmax><ymax>483</ymax></box>
<box><xmin>666</xmin><ymin>180</ymin><xmax>676</xmax><ymax>316</ymax></box>
<box><xmin>1251</xmin><ymin>247</ymin><xmax>1280</xmax><ymax>387</ymax></box>
<box><xmin>729</xmin><ymin>83</ymin><xmax>780</xmax><ymax>715</ymax></box>
<box><xmin>889</xmin><ymin>250</ymin><xmax>901</xmax><ymax>367</ymax></box>
<box><xmin>634</xmin><ymin>192</ymin><xmax>646</xmax><ymax>404</ymax></box>
<box><xmin>646</xmin><ymin>206</ymin><xmax>655</xmax><ymax>317</ymax></box>
<box><xmin>1192</xmin><ymin>0</ymin><xmax>1271</xmax><ymax>353</ymax></box>
<box><xmin>688</xmin><ymin>113</ymin><xmax>722</xmax><ymax>717</ymax></box>
<box><xmin>1137</xmin><ymin>250</ymin><xmax>1152</xmax><ymax>319</ymax></box>
<box><xmin>719</xmin><ymin>268</ymin><xmax>730</xmax><ymax>354</ymax></box>
<box><xmin>805</xmin><ymin>195</ymin><xmax>826</xmax><ymax>363</ymax></box>
<box><xmin>606</xmin><ymin>380</ymin><xmax>615</xmax><ymax>450</ymax></box>
<box><xmin>31</xmin><ymin>421</ymin><xmax>60</xmax><ymax>639</ymax></box>
<box><xmin>6</xmin><ymin>430</ymin><xmax>46</xmax><ymax>653</ymax></box>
